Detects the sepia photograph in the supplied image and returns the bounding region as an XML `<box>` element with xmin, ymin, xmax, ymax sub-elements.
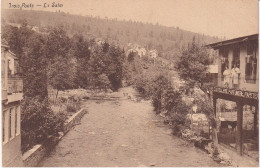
<box><xmin>1</xmin><ymin>0</ymin><xmax>259</xmax><ymax>167</ymax></box>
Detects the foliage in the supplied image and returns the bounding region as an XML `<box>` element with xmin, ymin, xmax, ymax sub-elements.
<box><xmin>2</xmin><ymin>9</ymin><xmax>220</xmax><ymax>61</ymax></box>
<box><xmin>87</xmin><ymin>44</ymin><xmax>125</xmax><ymax>91</ymax></box>
<box><xmin>97</xmin><ymin>73</ymin><xmax>111</xmax><ymax>91</ymax></box>
<box><xmin>105</xmin><ymin>45</ymin><xmax>125</xmax><ymax>90</ymax></box>
<box><xmin>175</xmin><ymin>38</ymin><xmax>212</xmax><ymax>88</ymax></box>
<box><xmin>66</xmin><ymin>95</ymin><xmax>81</xmax><ymax>113</ymax></box>
<box><xmin>22</xmin><ymin>33</ymin><xmax>48</xmax><ymax>100</ymax></box>
<box><xmin>193</xmin><ymin>89</ymin><xmax>214</xmax><ymax>121</ymax></box>
<box><xmin>46</xmin><ymin>26</ymin><xmax>70</xmax><ymax>60</ymax></box>
<box><xmin>151</xmin><ymin>75</ymin><xmax>169</xmax><ymax>113</ymax></box>
<box><xmin>21</xmin><ymin>96</ymin><xmax>66</xmax><ymax>153</ymax></box>
<box><xmin>163</xmin><ymin>86</ymin><xmax>182</xmax><ymax>115</ymax></box>
<box><xmin>170</xmin><ymin>113</ymin><xmax>187</xmax><ymax>136</ymax></box>
<box><xmin>47</xmin><ymin>56</ymin><xmax>75</xmax><ymax>97</ymax></box>
<box><xmin>71</xmin><ymin>34</ymin><xmax>91</xmax><ymax>88</ymax></box>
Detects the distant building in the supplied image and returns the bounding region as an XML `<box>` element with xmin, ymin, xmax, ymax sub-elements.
<box><xmin>136</xmin><ymin>47</ymin><xmax>146</xmax><ymax>58</ymax></box>
<box><xmin>95</xmin><ymin>38</ymin><xmax>105</xmax><ymax>46</ymax></box>
<box><xmin>149</xmin><ymin>49</ymin><xmax>158</xmax><ymax>59</ymax></box>
<box><xmin>31</xmin><ymin>26</ymin><xmax>39</xmax><ymax>32</ymax></box>
<box><xmin>126</xmin><ymin>43</ymin><xmax>147</xmax><ymax>58</ymax></box>
<box><xmin>2</xmin><ymin>42</ymin><xmax>24</xmax><ymax>166</ymax></box>
<box><xmin>6</xmin><ymin>23</ymin><xmax>21</xmax><ymax>29</ymax></box>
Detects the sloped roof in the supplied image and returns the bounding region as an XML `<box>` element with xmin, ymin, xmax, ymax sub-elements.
<box><xmin>206</xmin><ymin>34</ymin><xmax>258</xmax><ymax>49</ymax></box>
<box><xmin>1</xmin><ymin>39</ymin><xmax>9</xmax><ymax>48</ymax></box>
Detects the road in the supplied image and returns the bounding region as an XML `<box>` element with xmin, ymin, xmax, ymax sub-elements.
<box><xmin>39</xmin><ymin>87</ymin><xmax>220</xmax><ymax>167</ymax></box>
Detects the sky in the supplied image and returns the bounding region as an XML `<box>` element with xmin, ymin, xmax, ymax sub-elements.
<box><xmin>2</xmin><ymin>0</ymin><xmax>259</xmax><ymax>39</ymax></box>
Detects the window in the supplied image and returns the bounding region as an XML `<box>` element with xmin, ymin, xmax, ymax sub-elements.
<box><xmin>220</xmin><ymin>48</ymin><xmax>229</xmax><ymax>78</ymax></box>
<box><xmin>16</xmin><ymin>106</ymin><xmax>21</xmax><ymax>136</ymax></box>
<box><xmin>9</xmin><ymin>109</ymin><xmax>11</xmax><ymax>139</ymax></box>
<box><xmin>2</xmin><ymin>111</ymin><xmax>5</xmax><ymax>142</ymax></box>
<box><xmin>232</xmin><ymin>46</ymin><xmax>240</xmax><ymax>68</ymax></box>
<box><xmin>10</xmin><ymin>108</ymin><xmax>16</xmax><ymax>139</ymax></box>
<box><xmin>246</xmin><ymin>42</ymin><xmax>257</xmax><ymax>83</ymax></box>
<box><xmin>4</xmin><ymin>110</ymin><xmax>10</xmax><ymax>143</ymax></box>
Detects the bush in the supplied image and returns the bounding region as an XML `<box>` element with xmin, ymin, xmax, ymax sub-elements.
<box><xmin>151</xmin><ymin>75</ymin><xmax>169</xmax><ymax>113</ymax></box>
<box><xmin>66</xmin><ymin>103</ymin><xmax>78</xmax><ymax>113</ymax></box>
<box><xmin>67</xmin><ymin>95</ymin><xmax>81</xmax><ymax>113</ymax></box>
<box><xmin>162</xmin><ymin>86</ymin><xmax>182</xmax><ymax>115</ymax></box>
<box><xmin>170</xmin><ymin>113</ymin><xmax>187</xmax><ymax>136</ymax></box>
<box><xmin>21</xmin><ymin>96</ymin><xmax>66</xmax><ymax>153</ymax></box>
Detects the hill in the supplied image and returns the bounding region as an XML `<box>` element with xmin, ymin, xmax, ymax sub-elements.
<box><xmin>2</xmin><ymin>9</ymin><xmax>221</xmax><ymax>59</ymax></box>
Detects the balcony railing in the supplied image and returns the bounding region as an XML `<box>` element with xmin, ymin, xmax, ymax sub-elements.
<box><xmin>213</xmin><ymin>76</ymin><xmax>258</xmax><ymax>93</ymax></box>
<box><xmin>7</xmin><ymin>77</ymin><xmax>23</xmax><ymax>94</ymax></box>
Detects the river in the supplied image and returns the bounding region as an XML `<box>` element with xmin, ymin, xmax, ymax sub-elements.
<box><xmin>38</xmin><ymin>87</ymin><xmax>220</xmax><ymax>167</ymax></box>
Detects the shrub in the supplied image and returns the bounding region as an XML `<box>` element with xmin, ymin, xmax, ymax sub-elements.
<box><xmin>162</xmin><ymin>86</ymin><xmax>182</xmax><ymax>115</ymax></box>
<box><xmin>21</xmin><ymin>96</ymin><xmax>66</xmax><ymax>153</ymax></box>
<box><xmin>66</xmin><ymin>103</ymin><xmax>78</xmax><ymax>113</ymax></box>
<box><xmin>67</xmin><ymin>95</ymin><xmax>81</xmax><ymax>113</ymax></box>
<box><xmin>170</xmin><ymin>113</ymin><xmax>187</xmax><ymax>136</ymax></box>
<box><xmin>151</xmin><ymin>75</ymin><xmax>169</xmax><ymax>113</ymax></box>
<box><xmin>59</xmin><ymin>97</ymin><xmax>67</xmax><ymax>103</ymax></box>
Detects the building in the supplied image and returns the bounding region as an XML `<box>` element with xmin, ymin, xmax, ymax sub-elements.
<box><xmin>126</xmin><ymin>43</ymin><xmax>147</xmax><ymax>58</ymax></box>
<box><xmin>149</xmin><ymin>49</ymin><xmax>158</xmax><ymax>59</ymax></box>
<box><xmin>31</xmin><ymin>26</ymin><xmax>40</xmax><ymax>33</ymax></box>
<box><xmin>206</xmin><ymin>64</ymin><xmax>218</xmax><ymax>86</ymax></box>
<box><xmin>207</xmin><ymin>34</ymin><xmax>258</xmax><ymax>160</ymax></box>
<box><xmin>2</xmin><ymin>42</ymin><xmax>24</xmax><ymax>166</ymax></box>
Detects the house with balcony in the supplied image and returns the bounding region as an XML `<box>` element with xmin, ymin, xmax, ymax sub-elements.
<box><xmin>207</xmin><ymin>34</ymin><xmax>258</xmax><ymax>161</ymax></box>
<box><xmin>2</xmin><ymin>42</ymin><xmax>24</xmax><ymax>166</ymax></box>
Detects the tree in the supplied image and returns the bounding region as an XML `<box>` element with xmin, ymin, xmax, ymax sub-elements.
<box><xmin>152</xmin><ymin>75</ymin><xmax>169</xmax><ymax>114</ymax></box>
<box><xmin>88</xmin><ymin>47</ymin><xmax>107</xmax><ymax>89</ymax></box>
<box><xmin>71</xmin><ymin>34</ymin><xmax>91</xmax><ymax>88</ymax></box>
<box><xmin>127</xmin><ymin>51</ymin><xmax>135</xmax><ymax>62</ymax></box>
<box><xmin>105</xmin><ymin>45</ymin><xmax>125</xmax><ymax>90</ymax></box>
<box><xmin>48</xmin><ymin>56</ymin><xmax>74</xmax><ymax>98</ymax></box>
<box><xmin>46</xmin><ymin>26</ymin><xmax>70</xmax><ymax>60</ymax></box>
<box><xmin>175</xmin><ymin>38</ymin><xmax>211</xmax><ymax>89</ymax></box>
<box><xmin>175</xmin><ymin>38</ymin><xmax>218</xmax><ymax>146</ymax></box>
<box><xmin>22</xmin><ymin>34</ymin><xmax>48</xmax><ymax>100</ymax></box>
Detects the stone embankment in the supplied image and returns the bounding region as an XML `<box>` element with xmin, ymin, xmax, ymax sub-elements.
<box><xmin>22</xmin><ymin>108</ymin><xmax>88</xmax><ymax>167</ymax></box>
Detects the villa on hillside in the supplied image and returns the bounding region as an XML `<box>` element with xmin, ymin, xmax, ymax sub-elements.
<box><xmin>2</xmin><ymin>41</ymin><xmax>24</xmax><ymax>166</ymax></box>
<box><xmin>207</xmin><ymin>34</ymin><xmax>258</xmax><ymax>161</ymax></box>
<box><xmin>126</xmin><ymin>43</ymin><xmax>147</xmax><ymax>58</ymax></box>
<box><xmin>149</xmin><ymin>49</ymin><xmax>158</xmax><ymax>59</ymax></box>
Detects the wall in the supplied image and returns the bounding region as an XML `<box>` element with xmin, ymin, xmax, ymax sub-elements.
<box><xmin>2</xmin><ymin>102</ymin><xmax>23</xmax><ymax>167</ymax></box>
<box><xmin>2</xmin><ymin>134</ymin><xmax>23</xmax><ymax>167</ymax></box>
<box><xmin>217</xmin><ymin>43</ymin><xmax>258</xmax><ymax>92</ymax></box>
<box><xmin>22</xmin><ymin>108</ymin><xmax>88</xmax><ymax>167</ymax></box>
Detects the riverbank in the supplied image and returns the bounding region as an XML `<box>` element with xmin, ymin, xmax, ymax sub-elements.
<box><xmin>22</xmin><ymin>108</ymin><xmax>88</xmax><ymax>167</ymax></box>
<box><xmin>38</xmin><ymin>87</ymin><xmax>220</xmax><ymax>167</ymax></box>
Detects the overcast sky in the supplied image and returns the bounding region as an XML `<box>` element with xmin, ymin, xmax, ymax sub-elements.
<box><xmin>2</xmin><ymin>0</ymin><xmax>259</xmax><ymax>39</ymax></box>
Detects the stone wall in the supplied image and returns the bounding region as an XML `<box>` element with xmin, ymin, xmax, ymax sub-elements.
<box><xmin>22</xmin><ymin>108</ymin><xmax>87</xmax><ymax>167</ymax></box>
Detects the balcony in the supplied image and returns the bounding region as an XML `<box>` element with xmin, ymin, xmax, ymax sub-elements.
<box><xmin>2</xmin><ymin>76</ymin><xmax>23</xmax><ymax>103</ymax></box>
<box><xmin>214</xmin><ymin>76</ymin><xmax>258</xmax><ymax>93</ymax></box>
<box><xmin>7</xmin><ymin>76</ymin><xmax>23</xmax><ymax>94</ymax></box>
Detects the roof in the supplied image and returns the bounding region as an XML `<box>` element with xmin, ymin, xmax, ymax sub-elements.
<box><xmin>7</xmin><ymin>51</ymin><xmax>18</xmax><ymax>59</ymax></box>
<box><xmin>206</xmin><ymin>34</ymin><xmax>258</xmax><ymax>49</ymax></box>
<box><xmin>1</xmin><ymin>39</ymin><xmax>9</xmax><ymax>48</ymax></box>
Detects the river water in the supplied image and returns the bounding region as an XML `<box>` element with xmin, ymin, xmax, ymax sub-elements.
<box><xmin>39</xmin><ymin>87</ymin><xmax>220</xmax><ymax>167</ymax></box>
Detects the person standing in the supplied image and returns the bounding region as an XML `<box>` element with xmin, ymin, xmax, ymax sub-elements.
<box><xmin>231</xmin><ymin>64</ymin><xmax>240</xmax><ymax>88</ymax></box>
<box><xmin>223</xmin><ymin>65</ymin><xmax>231</xmax><ymax>87</ymax></box>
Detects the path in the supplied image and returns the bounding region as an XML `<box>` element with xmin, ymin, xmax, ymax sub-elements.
<box><xmin>39</xmin><ymin>87</ymin><xmax>220</xmax><ymax>167</ymax></box>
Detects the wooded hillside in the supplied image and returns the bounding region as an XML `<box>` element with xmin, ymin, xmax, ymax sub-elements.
<box><xmin>2</xmin><ymin>9</ymin><xmax>221</xmax><ymax>59</ymax></box>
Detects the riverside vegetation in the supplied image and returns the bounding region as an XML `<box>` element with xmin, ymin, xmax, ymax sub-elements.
<box><xmin>2</xmin><ymin>9</ymin><xmax>218</xmax><ymax>155</ymax></box>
